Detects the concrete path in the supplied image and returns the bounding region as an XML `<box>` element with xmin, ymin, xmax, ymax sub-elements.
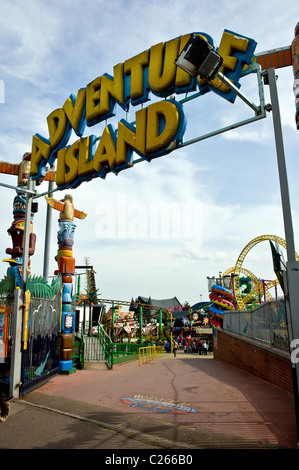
<box><xmin>1</xmin><ymin>350</ymin><xmax>298</xmax><ymax>450</ymax></box>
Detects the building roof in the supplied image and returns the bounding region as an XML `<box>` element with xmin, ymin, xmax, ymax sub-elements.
<box><xmin>134</xmin><ymin>296</ymin><xmax>183</xmax><ymax>312</ymax></box>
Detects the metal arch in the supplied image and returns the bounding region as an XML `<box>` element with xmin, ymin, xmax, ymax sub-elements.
<box><xmin>226</xmin><ymin>235</ymin><xmax>299</xmax><ymax>310</ymax></box>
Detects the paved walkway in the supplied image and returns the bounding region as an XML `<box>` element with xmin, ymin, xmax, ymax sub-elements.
<box><xmin>1</xmin><ymin>350</ymin><xmax>298</xmax><ymax>450</ymax></box>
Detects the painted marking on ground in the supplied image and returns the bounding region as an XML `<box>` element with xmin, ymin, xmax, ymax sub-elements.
<box><xmin>120</xmin><ymin>397</ymin><xmax>197</xmax><ymax>414</ymax></box>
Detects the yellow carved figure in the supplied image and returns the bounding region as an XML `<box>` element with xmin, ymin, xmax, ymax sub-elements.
<box><xmin>45</xmin><ymin>195</ymin><xmax>87</xmax><ymax>220</ymax></box>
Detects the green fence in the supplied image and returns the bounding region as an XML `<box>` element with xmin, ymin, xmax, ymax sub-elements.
<box><xmin>72</xmin><ymin>337</ymin><xmax>85</xmax><ymax>369</ymax></box>
<box><xmin>108</xmin><ymin>342</ymin><xmax>144</xmax><ymax>366</ymax></box>
<box><xmin>97</xmin><ymin>325</ymin><xmax>145</xmax><ymax>368</ymax></box>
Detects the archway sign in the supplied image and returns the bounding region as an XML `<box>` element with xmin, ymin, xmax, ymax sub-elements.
<box><xmin>29</xmin><ymin>29</ymin><xmax>272</xmax><ymax>189</ymax></box>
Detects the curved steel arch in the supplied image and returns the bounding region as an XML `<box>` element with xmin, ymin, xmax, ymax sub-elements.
<box><xmin>223</xmin><ymin>235</ymin><xmax>299</xmax><ymax>310</ymax></box>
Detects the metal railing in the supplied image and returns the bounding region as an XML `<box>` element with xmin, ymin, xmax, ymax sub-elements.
<box><xmin>77</xmin><ymin>322</ymin><xmax>150</xmax><ymax>369</ymax></box>
<box><xmin>72</xmin><ymin>337</ymin><xmax>84</xmax><ymax>369</ymax></box>
<box><xmin>223</xmin><ymin>298</ymin><xmax>289</xmax><ymax>352</ymax></box>
<box><xmin>97</xmin><ymin>324</ymin><xmax>113</xmax><ymax>369</ymax></box>
<box><xmin>139</xmin><ymin>346</ymin><xmax>164</xmax><ymax>365</ymax></box>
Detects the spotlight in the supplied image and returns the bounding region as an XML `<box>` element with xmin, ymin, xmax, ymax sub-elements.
<box><xmin>175</xmin><ymin>33</ymin><xmax>223</xmax><ymax>81</ymax></box>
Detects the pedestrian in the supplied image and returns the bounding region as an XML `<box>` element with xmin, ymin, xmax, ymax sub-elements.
<box><xmin>173</xmin><ymin>341</ymin><xmax>178</xmax><ymax>357</ymax></box>
<box><xmin>203</xmin><ymin>340</ymin><xmax>208</xmax><ymax>355</ymax></box>
<box><xmin>198</xmin><ymin>340</ymin><xmax>203</xmax><ymax>355</ymax></box>
<box><xmin>183</xmin><ymin>342</ymin><xmax>188</xmax><ymax>353</ymax></box>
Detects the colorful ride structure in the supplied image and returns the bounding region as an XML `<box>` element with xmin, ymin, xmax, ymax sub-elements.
<box><xmin>222</xmin><ymin>235</ymin><xmax>299</xmax><ymax>311</ymax></box>
<box><xmin>209</xmin><ymin>284</ymin><xmax>235</xmax><ymax>327</ymax></box>
<box><xmin>209</xmin><ymin>235</ymin><xmax>299</xmax><ymax>323</ymax></box>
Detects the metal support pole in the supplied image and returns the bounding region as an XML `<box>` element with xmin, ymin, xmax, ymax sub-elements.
<box><xmin>217</xmin><ymin>70</ymin><xmax>261</xmax><ymax>115</ymax></box>
<box><xmin>158</xmin><ymin>308</ymin><xmax>162</xmax><ymax>339</ymax></box>
<box><xmin>111</xmin><ymin>301</ymin><xmax>115</xmax><ymax>343</ymax></box>
<box><xmin>10</xmin><ymin>176</ymin><xmax>35</xmax><ymax>399</ymax></box>
<box><xmin>9</xmin><ymin>289</ymin><xmax>23</xmax><ymax>399</ymax></box>
<box><xmin>43</xmin><ymin>168</ymin><xmax>55</xmax><ymax>280</ymax></box>
<box><xmin>0</xmin><ymin>182</ymin><xmax>35</xmax><ymax>194</ymax></box>
<box><xmin>267</xmin><ymin>67</ymin><xmax>299</xmax><ymax>447</ymax></box>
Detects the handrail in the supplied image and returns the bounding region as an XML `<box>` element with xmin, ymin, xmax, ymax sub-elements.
<box><xmin>97</xmin><ymin>324</ymin><xmax>114</xmax><ymax>369</ymax></box>
<box><xmin>139</xmin><ymin>346</ymin><xmax>164</xmax><ymax>365</ymax></box>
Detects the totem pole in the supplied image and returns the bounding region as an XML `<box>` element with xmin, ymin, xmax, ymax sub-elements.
<box><xmin>3</xmin><ymin>153</ymin><xmax>37</xmax><ymax>287</ymax></box>
<box><xmin>46</xmin><ymin>194</ymin><xmax>87</xmax><ymax>372</ymax></box>
<box><xmin>292</xmin><ymin>22</ymin><xmax>299</xmax><ymax>129</ymax></box>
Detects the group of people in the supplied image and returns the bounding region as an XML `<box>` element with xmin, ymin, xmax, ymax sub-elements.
<box><xmin>163</xmin><ymin>337</ymin><xmax>211</xmax><ymax>356</ymax></box>
<box><xmin>181</xmin><ymin>338</ymin><xmax>210</xmax><ymax>355</ymax></box>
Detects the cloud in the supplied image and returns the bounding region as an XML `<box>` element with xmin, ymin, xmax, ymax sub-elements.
<box><xmin>0</xmin><ymin>0</ymin><xmax>298</xmax><ymax>305</ymax></box>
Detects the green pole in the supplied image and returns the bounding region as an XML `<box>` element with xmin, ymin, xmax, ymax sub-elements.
<box><xmin>139</xmin><ymin>305</ymin><xmax>143</xmax><ymax>345</ymax></box>
<box><xmin>83</xmin><ymin>299</ymin><xmax>86</xmax><ymax>335</ymax></box>
<box><xmin>111</xmin><ymin>301</ymin><xmax>115</xmax><ymax>343</ymax></box>
<box><xmin>77</xmin><ymin>275</ymin><xmax>81</xmax><ymax>298</ymax></box>
<box><xmin>159</xmin><ymin>308</ymin><xmax>162</xmax><ymax>339</ymax></box>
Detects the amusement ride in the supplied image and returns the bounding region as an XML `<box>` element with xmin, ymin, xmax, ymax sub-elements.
<box><xmin>208</xmin><ymin>235</ymin><xmax>297</xmax><ymax>326</ymax></box>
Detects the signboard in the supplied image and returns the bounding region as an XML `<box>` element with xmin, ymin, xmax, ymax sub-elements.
<box><xmin>0</xmin><ymin>306</ymin><xmax>9</xmax><ymax>360</ymax></box>
<box><xmin>30</xmin><ymin>30</ymin><xmax>257</xmax><ymax>189</ymax></box>
<box><xmin>195</xmin><ymin>328</ymin><xmax>213</xmax><ymax>334</ymax></box>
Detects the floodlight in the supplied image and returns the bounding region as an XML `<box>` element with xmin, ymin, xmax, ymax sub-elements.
<box><xmin>175</xmin><ymin>33</ymin><xmax>223</xmax><ymax>80</ymax></box>
<box><xmin>175</xmin><ymin>33</ymin><xmax>260</xmax><ymax>114</ymax></box>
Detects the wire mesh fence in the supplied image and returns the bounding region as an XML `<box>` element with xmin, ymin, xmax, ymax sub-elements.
<box><xmin>223</xmin><ymin>298</ymin><xmax>289</xmax><ymax>352</ymax></box>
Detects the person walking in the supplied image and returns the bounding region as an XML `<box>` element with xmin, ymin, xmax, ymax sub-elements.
<box><xmin>173</xmin><ymin>340</ymin><xmax>178</xmax><ymax>357</ymax></box>
<box><xmin>203</xmin><ymin>340</ymin><xmax>208</xmax><ymax>355</ymax></box>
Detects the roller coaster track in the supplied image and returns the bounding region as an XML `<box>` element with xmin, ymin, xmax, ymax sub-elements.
<box><xmin>222</xmin><ymin>235</ymin><xmax>299</xmax><ymax>310</ymax></box>
<box><xmin>222</xmin><ymin>266</ymin><xmax>276</xmax><ymax>309</ymax></box>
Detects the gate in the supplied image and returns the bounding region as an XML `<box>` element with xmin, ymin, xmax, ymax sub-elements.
<box><xmin>0</xmin><ymin>290</ymin><xmax>62</xmax><ymax>399</ymax></box>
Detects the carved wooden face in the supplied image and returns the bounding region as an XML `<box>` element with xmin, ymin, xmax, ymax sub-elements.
<box><xmin>18</xmin><ymin>160</ymin><xmax>31</xmax><ymax>187</ymax></box>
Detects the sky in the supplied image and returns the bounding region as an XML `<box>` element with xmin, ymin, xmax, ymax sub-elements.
<box><xmin>0</xmin><ymin>0</ymin><xmax>298</xmax><ymax>308</ymax></box>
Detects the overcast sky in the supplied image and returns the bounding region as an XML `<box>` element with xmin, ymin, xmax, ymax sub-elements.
<box><xmin>0</xmin><ymin>0</ymin><xmax>298</xmax><ymax>307</ymax></box>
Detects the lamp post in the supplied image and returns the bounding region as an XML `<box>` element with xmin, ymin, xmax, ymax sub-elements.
<box><xmin>175</xmin><ymin>35</ymin><xmax>299</xmax><ymax>446</ymax></box>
